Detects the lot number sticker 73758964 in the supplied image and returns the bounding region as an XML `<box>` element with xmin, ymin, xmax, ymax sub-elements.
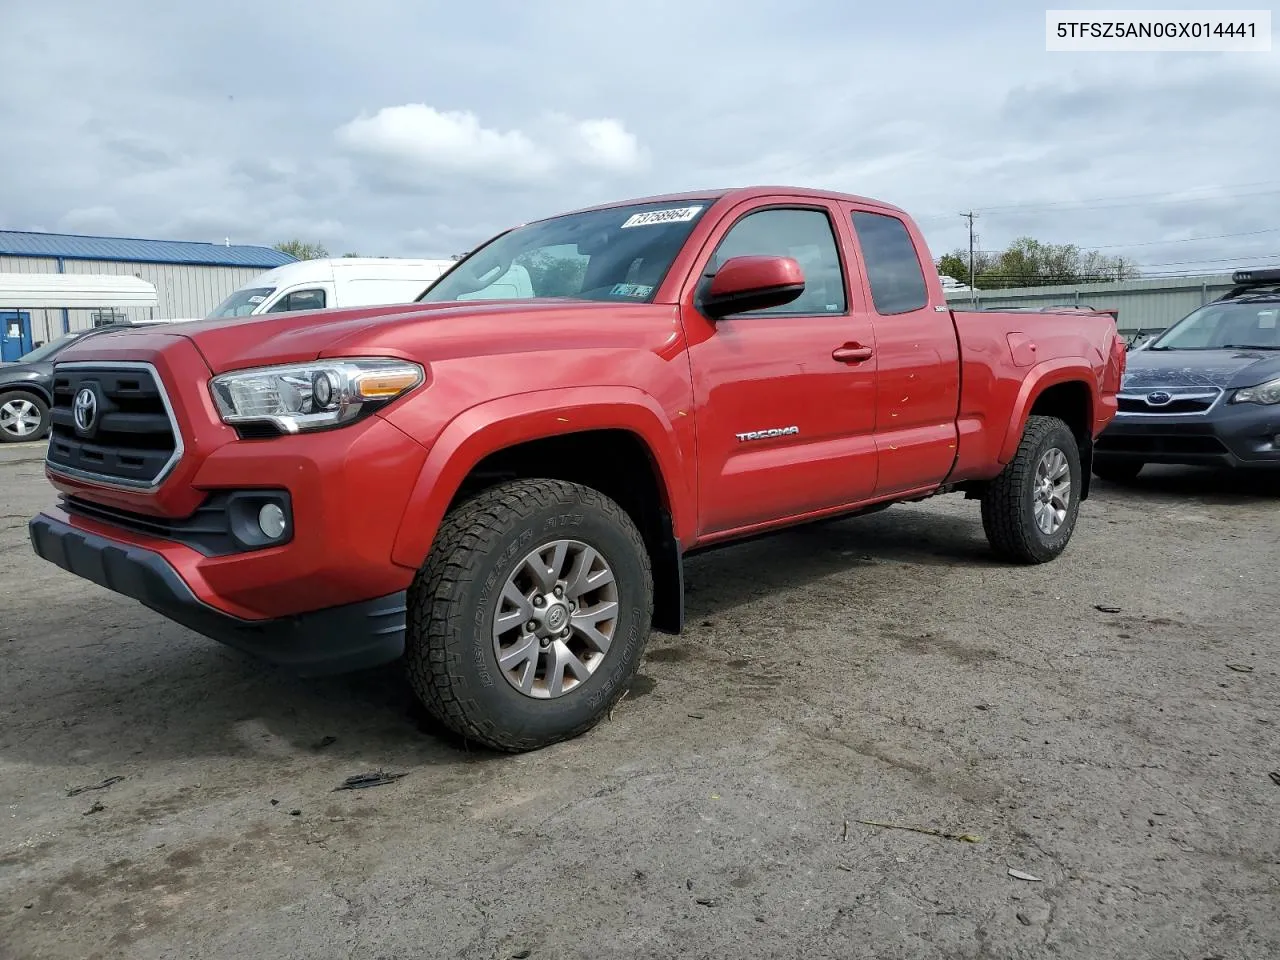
<box><xmin>620</xmin><ymin>206</ymin><xmax>703</xmax><ymax>228</ymax></box>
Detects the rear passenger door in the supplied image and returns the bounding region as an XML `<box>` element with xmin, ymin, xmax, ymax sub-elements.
<box><xmin>846</xmin><ymin>209</ymin><xmax>961</xmax><ymax>496</ymax></box>
<box><xmin>683</xmin><ymin>199</ymin><xmax>880</xmax><ymax>537</ymax></box>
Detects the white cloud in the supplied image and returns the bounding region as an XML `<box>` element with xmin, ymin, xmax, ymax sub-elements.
<box><xmin>335</xmin><ymin>103</ymin><xmax>646</xmax><ymax>189</ymax></box>
<box><xmin>336</xmin><ymin>104</ymin><xmax>553</xmax><ymax>182</ymax></box>
<box><xmin>557</xmin><ymin>116</ymin><xmax>646</xmax><ymax>172</ymax></box>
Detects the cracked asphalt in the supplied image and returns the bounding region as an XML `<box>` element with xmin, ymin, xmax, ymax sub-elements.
<box><xmin>1</xmin><ymin>441</ymin><xmax>1277</xmax><ymax>960</ymax></box>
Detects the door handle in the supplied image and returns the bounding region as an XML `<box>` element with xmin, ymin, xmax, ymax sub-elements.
<box><xmin>832</xmin><ymin>344</ymin><xmax>874</xmax><ymax>363</ymax></box>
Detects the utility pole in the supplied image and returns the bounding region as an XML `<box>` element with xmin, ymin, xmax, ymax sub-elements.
<box><xmin>960</xmin><ymin>211</ymin><xmax>978</xmax><ymax>290</ymax></box>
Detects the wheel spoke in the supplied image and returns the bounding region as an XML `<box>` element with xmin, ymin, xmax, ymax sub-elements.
<box><xmin>564</xmin><ymin>547</ymin><xmax>614</xmax><ymax>600</ymax></box>
<box><xmin>1052</xmin><ymin>481</ymin><xmax>1071</xmax><ymax>510</ymax></box>
<box><xmin>571</xmin><ymin>600</ymin><xmax>618</xmax><ymax>655</ymax></box>
<box><xmin>494</xmin><ymin>581</ymin><xmax>534</xmax><ymax>636</ymax></box>
<box><xmin>1051</xmin><ymin>451</ymin><xmax>1068</xmax><ymax>481</ymax></box>
<box><xmin>524</xmin><ymin>541</ymin><xmax>569</xmax><ymax>594</ymax></box>
<box><xmin>498</xmin><ymin>633</ymin><xmax>539</xmax><ymax>671</ymax></box>
<box><xmin>545</xmin><ymin>640</ymin><xmax>590</xmax><ymax>697</ymax></box>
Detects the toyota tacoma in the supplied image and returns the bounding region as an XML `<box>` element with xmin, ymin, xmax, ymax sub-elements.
<box><xmin>28</xmin><ymin>187</ymin><xmax>1124</xmax><ymax>752</ymax></box>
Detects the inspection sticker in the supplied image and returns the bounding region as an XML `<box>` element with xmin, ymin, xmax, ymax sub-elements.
<box><xmin>620</xmin><ymin>205</ymin><xmax>703</xmax><ymax>228</ymax></box>
<box><xmin>610</xmin><ymin>283</ymin><xmax>653</xmax><ymax>298</ymax></box>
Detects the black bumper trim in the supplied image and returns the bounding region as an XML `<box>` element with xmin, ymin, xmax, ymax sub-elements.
<box><xmin>28</xmin><ymin>514</ymin><xmax>407</xmax><ymax>677</ymax></box>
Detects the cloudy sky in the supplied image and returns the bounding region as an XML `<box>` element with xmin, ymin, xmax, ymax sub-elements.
<box><xmin>2</xmin><ymin>1</ymin><xmax>1279</xmax><ymax>275</ymax></box>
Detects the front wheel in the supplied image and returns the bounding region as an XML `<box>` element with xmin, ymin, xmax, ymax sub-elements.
<box><xmin>0</xmin><ymin>391</ymin><xmax>50</xmax><ymax>443</ymax></box>
<box><xmin>981</xmin><ymin>415</ymin><xmax>1082</xmax><ymax>564</ymax></box>
<box><xmin>405</xmin><ymin>478</ymin><xmax>654</xmax><ymax>752</ymax></box>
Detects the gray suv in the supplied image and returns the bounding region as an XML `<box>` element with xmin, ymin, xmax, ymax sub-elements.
<box><xmin>1093</xmin><ymin>268</ymin><xmax>1280</xmax><ymax>480</ymax></box>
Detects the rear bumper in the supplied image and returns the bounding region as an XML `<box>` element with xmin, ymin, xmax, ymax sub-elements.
<box><xmin>29</xmin><ymin>513</ymin><xmax>407</xmax><ymax>676</ymax></box>
<box><xmin>1096</xmin><ymin>406</ymin><xmax>1280</xmax><ymax>469</ymax></box>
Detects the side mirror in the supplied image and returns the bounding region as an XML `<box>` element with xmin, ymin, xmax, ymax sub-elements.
<box><xmin>701</xmin><ymin>255</ymin><xmax>805</xmax><ymax>319</ymax></box>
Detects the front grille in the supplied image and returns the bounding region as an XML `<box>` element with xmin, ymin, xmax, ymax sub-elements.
<box><xmin>1116</xmin><ymin>388</ymin><xmax>1220</xmax><ymax>415</ymax></box>
<box><xmin>47</xmin><ymin>363</ymin><xmax>180</xmax><ymax>487</ymax></box>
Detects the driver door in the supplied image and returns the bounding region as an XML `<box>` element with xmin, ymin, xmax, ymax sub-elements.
<box><xmin>681</xmin><ymin>199</ymin><xmax>880</xmax><ymax>538</ymax></box>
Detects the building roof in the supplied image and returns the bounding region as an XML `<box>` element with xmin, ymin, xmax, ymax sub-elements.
<box><xmin>0</xmin><ymin>230</ymin><xmax>297</xmax><ymax>268</ymax></box>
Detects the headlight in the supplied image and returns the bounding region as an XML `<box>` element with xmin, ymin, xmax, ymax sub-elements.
<box><xmin>209</xmin><ymin>358</ymin><xmax>424</xmax><ymax>433</ymax></box>
<box><xmin>1230</xmin><ymin>377</ymin><xmax>1280</xmax><ymax>405</ymax></box>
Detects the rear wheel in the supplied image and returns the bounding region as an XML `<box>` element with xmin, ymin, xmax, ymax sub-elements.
<box><xmin>0</xmin><ymin>390</ymin><xmax>49</xmax><ymax>443</ymax></box>
<box><xmin>405</xmin><ymin>478</ymin><xmax>654</xmax><ymax>752</ymax></box>
<box><xmin>1091</xmin><ymin>456</ymin><xmax>1144</xmax><ymax>483</ymax></box>
<box><xmin>981</xmin><ymin>415</ymin><xmax>1082</xmax><ymax>564</ymax></box>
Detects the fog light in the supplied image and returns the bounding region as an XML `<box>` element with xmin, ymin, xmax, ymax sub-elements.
<box><xmin>258</xmin><ymin>502</ymin><xmax>287</xmax><ymax>539</ymax></box>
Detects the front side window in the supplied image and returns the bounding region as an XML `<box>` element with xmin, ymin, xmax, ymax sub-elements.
<box><xmin>267</xmin><ymin>288</ymin><xmax>327</xmax><ymax>313</ymax></box>
<box><xmin>207</xmin><ymin>287</ymin><xmax>275</xmax><ymax>318</ymax></box>
<box><xmin>851</xmin><ymin>211</ymin><xmax>930</xmax><ymax>315</ymax></box>
<box><xmin>1149</xmin><ymin>301</ymin><xmax>1280</xmax><ymax>350</ymax></box>
<box><xmin>705</xmin><ymin>208</ymin><xmax>847</xmax><ymax>316</ymax></box>
<box><xmin>418</xmin><ymin>200</ymin><xmax>712</xmax><ymax>305</ymax></box>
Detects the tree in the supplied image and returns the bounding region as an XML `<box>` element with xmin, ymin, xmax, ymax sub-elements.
<box><xmin>938</xmin><ymin>236</ymin><xmax>1139</xmax><ymax>290</ymax></box>
<box><xmin>937</xmin><ymin>249</ymin><xmax>995</xmax><ymax>288</ymax></box>
<box><xmin>274</xmin><ymin>239</ymin><xmax>329</xmax><ymax>260</ymax></box>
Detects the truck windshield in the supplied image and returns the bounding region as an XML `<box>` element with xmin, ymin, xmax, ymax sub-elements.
<box><xmin>207</xmin><ymin>287</ymin><xmax>276</xmax><ymax>318</ymax></box>
<box><xmin>418</xmin><ymin>200</ymin><xmax>713</xmax><ymax>305</ymax></box>
<box><xmin>1149</xmin><ymin>300</ymin><xmax>1280</xmax><ymax>350</ymax></box>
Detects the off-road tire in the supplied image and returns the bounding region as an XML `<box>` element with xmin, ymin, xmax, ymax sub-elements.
<box><xmin>405</xmin><ymin>478</ymin><xmax>653</xmax><ymax>752</ymax></box>
<box><xmin>0</xmin><ymin>390</ymin><xmax>50</xmax><ymax>443</ymax></box>
<box><xmin>981</xmin><ymin>415</ymin><xmax>1082</xmax><ymax>564</ymax></box>
<box><xmin>1091</xmin><ymin>456</ymin><xmax>1144</xmax><ymax>484</ymax></box>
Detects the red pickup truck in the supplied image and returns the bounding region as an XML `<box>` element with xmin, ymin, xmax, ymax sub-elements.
<box><xmin>28</xmin><ymin>187</ymin><xmax>1124</xmax><ymax>752</ymax></box>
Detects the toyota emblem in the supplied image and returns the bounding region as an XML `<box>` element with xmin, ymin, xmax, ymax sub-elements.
<box><xmin>1145</xmin><ymin>390</ymin><xmax>1173</xmax><ymax>406</ymax></box>
<box><xmin>72</xmin><ymin>387</ymin><xmax>98</xmax><ymax>433</ymax></box>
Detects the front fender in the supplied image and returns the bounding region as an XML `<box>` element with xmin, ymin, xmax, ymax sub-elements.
<box><xmin>997</xmin><ymin>357</ymin><xmax>1099</xmax><ymax>464</ymax></box>
<box><xmin>389</xmin><ymin>386</ymin><xmax>693</xmax><ymax>571</ymax></box>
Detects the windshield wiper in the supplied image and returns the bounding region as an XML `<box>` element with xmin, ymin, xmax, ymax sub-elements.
<box><xmin>1220</xmin><ymin>344</ymin><xmax>1280</xmax><ymax>350</ymax></box>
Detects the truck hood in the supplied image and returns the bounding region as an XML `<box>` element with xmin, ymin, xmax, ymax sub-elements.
<box><xmin>59</xmin><ymin>298</ymin><xmax>682</xmax><ymax>374</ymax></box>
<box><xmin>1122</xmin><ymin>347</ymin><xmax>1280</xmax><ymax>390</ymax></box>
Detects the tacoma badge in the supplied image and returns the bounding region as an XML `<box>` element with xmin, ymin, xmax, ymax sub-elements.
<box><xmin>735</xmin><ymin>426</ymin><xmax>800</xmax><ymax>442</ymax></box>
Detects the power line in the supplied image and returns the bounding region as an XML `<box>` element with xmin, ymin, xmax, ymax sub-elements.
<box><xmin>965</xmin><ymin>226</ymin><xmax>1280</xmax><ymax>255</ymax></box>
<box><xmin>914</xmin><ymin>179</ymin><xmax>1280</xmax><ymax>223</ymax></box>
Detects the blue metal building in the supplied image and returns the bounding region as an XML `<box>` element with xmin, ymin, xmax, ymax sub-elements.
<box><xmin>0</xmin><ymin>230</ymin><xmax>294</xmax><ymax>345</ymax></box>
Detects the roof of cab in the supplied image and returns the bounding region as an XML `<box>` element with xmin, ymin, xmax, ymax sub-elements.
<box><xmin>540</xmin><ymin>186</ymin><xmax>909</xmax><ymax>222</ymax></box>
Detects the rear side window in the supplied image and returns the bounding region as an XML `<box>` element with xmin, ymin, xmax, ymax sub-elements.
<box><xmin>851</xmin><ymin>211</ymin><xmax>929</xmax><ymax>315</ymax></box>
<box><xmin>708</xmin><ymin>208</ymin><xmax>847</xmax><ymax>315</ymax></box>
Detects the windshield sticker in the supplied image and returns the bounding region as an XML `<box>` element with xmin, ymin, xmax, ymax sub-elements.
<box><xmin>620</xmin><ymin>206</ymin><xmax>703</xmax><ymax>229</ymax></box>
<box><xmin>1259</xmin><ymin>310</ymin><xmax>1277</xmax><ymax>329</ymax></box>
<box><xmin>610</xmin><ymin>283</ymin><xmax>653</xmax><ymax>298</ymax></box>
<box><xmin>247</xmin><ymin>295</ymin><xmax>266</xmax><ymax>304</ymax></box>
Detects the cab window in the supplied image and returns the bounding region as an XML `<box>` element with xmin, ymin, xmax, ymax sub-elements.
<box><xmin>705</xmin><ymin>208</ymin><xmax>847</xmax><ymax>316</ymax></box>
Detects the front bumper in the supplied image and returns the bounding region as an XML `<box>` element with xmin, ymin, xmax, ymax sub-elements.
<box><xmin>1096</xmin><ymin>402</ymin><xmax>1280</xmax><ymax>468</ymax></box>
<box><xmin>29</xmin><ymin>513</ymin><xmax>407</xmax><ymax>676</ymax></box>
